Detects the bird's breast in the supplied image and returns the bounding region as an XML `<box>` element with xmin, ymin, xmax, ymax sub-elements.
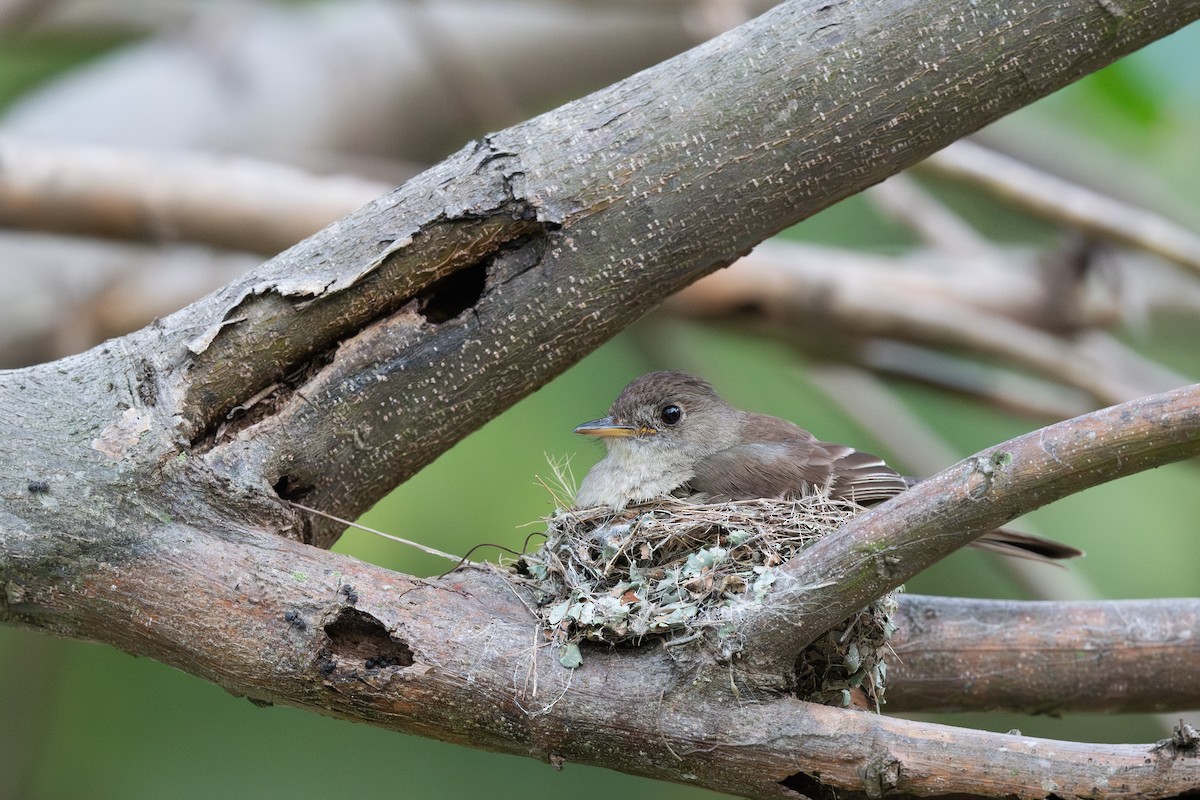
<box><xmin>574</xmin><ymin>444</ymin><xmax>696</xmax><ymax>510</ymax></box>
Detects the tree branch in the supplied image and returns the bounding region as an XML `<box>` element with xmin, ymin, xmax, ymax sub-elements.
<box><xmin>664</xmin><ymin>239</ymin><xmax>1154</xmax><ymax>406</ymax></box>
<box><xmin>886</xmin><ymin>595</ymin><xmax>1200</xmax><ymax>714</ymax></box>
<box><xmin>165</xmin><ymin>0</ymin><xmax>1200</xmax><ymax>546</ymax></box>
<box><xmin>4</xmin><ymin>516</ymin><xmax>1198</xmax><ymax>799</ymax></box>
<box><xmin>734</xmin><ymin>383</ymin><xmax>1200</xmax><ymax>683</ymax></box>
<box><xmin>921</xmin><ymin>139</ymin><xmax>1200</xmax><ymax>274</ymax></box>
<box><xmin>0</xmin><ymin>139</ymin><xmax>391</xmax><ymax>254</ymax></box>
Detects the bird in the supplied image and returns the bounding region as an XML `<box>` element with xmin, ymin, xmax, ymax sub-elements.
<box><xmin>573</xmin><ymin>370</ymin><xmax>1081</xmax><ymax>561</ymax></box>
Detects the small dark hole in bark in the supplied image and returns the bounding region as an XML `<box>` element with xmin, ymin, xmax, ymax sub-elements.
<box><xmin>417</xmin><ymin>261</ymin><xmax>486</xmax><ymax>323</ymax></box>
<box><xmin>323</xmin><ymin>607</ymin><xmax>413</xmax><ymax>669</ymax></box>
<box><xmin>273</xmin><ymin>474</ymin><xmax>314</xmax><ymax>502</ymax></box>
<box><xmin>780</xmin><ymin>772</ymin><xmax>838</xmax><ymax>799</ymax></box>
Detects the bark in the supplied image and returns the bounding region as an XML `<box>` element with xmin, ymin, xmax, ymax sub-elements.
<box><xmin>885</xmin><ymin>597</ymin><xmax>1200</xmax><ymax>714</ymax></box>
<box><xmin>2</xmin><ymin>0</ymin><xmax>1200</xmax><ymax>797</ymax></box>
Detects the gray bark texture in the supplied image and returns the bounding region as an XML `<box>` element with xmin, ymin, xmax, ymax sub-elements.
<box><xmin>3</xmin><ymin>1</ymin><xmax>1200</xmax><ymax>798</ymax></box>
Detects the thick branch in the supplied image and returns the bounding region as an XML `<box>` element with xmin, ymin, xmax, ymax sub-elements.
<box><xmin>735</xmin><ymin>384</ymin><xmax>1200</xmax><ymax>682</ymax></box>
<box><xmin>886</xmin><ymin>595</ymin><xmax>1200</xmax><ymax>714</ymax></box>
<box><xmin>4</xmin><ymin>519</ymin><xmax>1197</xmax><ymax>800</ymax></box>
<box><xmin>143</xmin><ymin>0</ymin><xmax>1200</xmax><ymax>546</ymax></box>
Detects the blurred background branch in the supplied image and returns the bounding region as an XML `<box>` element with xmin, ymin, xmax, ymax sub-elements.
<box><xmin>0</xmin><ymin>2</ymin><xmax>1197</xmax><ymax>799</ymax></box>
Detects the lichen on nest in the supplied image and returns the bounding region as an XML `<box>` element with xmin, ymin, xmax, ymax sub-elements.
<box><xmin>515</xmin><ymin>495</ymin><xmax>898</xmax><ymax>709</ymax></box>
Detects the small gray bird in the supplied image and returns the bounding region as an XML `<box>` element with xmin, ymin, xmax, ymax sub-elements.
<box><xmin>574</xmin><ymin>370</ymin><xmax>1080</xmax><ymax>561</ymax></box>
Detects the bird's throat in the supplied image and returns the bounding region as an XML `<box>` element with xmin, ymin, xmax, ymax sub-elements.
<box><xmin>574</xmin><ymin>441</ymin><xmax>695</xmax><ymax>510</ymax></box>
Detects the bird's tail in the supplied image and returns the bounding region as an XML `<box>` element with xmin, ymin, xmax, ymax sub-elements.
<box><xmin>970</xmin><ymin>527</ymin><xmax>1084</xmax><ymax>563</ymax></box>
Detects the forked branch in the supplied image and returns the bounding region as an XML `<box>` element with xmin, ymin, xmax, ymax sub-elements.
<box><xmin>735</xmin><ymin>384</ymin><xmax>1200</xmax><ymax>682</ymax></box>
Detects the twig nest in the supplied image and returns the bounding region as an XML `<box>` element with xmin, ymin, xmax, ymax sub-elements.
<box><xmin>516</xmin><ymin>495</ymin><xmax>898</xmax><ymax>709</ymax></box>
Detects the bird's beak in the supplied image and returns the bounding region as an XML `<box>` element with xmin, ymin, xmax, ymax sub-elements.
<box><xmin>573</xmin><ymin>416</ymin><xmax>653</xmax><ymax>438</ymax></box>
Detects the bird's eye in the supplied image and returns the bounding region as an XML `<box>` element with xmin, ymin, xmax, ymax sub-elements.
<box><xmin>659</xmin><ymin>404</ymin><xmax>683</xmax><ymax>426</ymax></box>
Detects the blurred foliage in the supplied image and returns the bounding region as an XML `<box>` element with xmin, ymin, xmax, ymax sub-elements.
<box><xmin>1</xmin><ymin>9</ymin><xmax>1198</xmax><ymax>800</ymax></box>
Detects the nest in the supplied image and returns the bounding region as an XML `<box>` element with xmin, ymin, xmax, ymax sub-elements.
<box><xmin>516</xmin><ymin>495</ymin><xmax>898</xmax><ymax>709</ymax></box>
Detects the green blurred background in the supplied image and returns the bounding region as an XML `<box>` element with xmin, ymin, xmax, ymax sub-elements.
<box><xmin>1</xmin><ymin>5</ymin><xmax>1198</xmax><ymax>799</ymax></box>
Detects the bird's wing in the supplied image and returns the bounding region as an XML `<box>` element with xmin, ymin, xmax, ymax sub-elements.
<box><xmin>688</xmin><ymin>439</ymin><xmax>909</xmax><ymax>504</ymax></box>
<box><xmin>817</xmin><ymin>442</ymin><xmax>912</xmax><ymax>503</ymax></box>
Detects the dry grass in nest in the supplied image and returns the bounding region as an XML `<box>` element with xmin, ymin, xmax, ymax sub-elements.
<box><xmin>515</xmin><ymin>495</ymin><xmax>898</xmax><ymax>709</ymax></box>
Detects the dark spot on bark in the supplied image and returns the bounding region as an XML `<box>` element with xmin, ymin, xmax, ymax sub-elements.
<box><xmin>416</xmin><ymin>261</ymin><xmax>487</xmax><ymax>324</ymax></box>
<box><xmin>273</xmin><ymin>474</ymin><xmax>314</xmax><ymax>502</ymax></box>
<box><xmin>364</xmin><ymin>654</ymin><xmax>404</xmax><ymax>670</ymax></box>
<box><xmin>780</xmin><ymin>771</ymin><xmax>838</xmax><ymax>799</ymax></box>
<box><xmin>323</xmin><ymin>607</ymin><xmax>412</xmax><ymax>670</ymax></box>
<box><xmin>731</xmin><ymin>300</ymin><xmax>763</xmax><ymax>316</ymax></box>
<box><xmin>283</xmin><ymin>609</ymin><xmax>307</xmax><ymax>631</ymax></box>
<box><xmin>135</xmin><ymin>358</ymin><xmax>158</xmax><ymax>406</ymax></box>
<box><xmin>274</xmin><ymin>476</ymin><xmax>317</xmax><ymax>543</ymax></box>
<box><xmin>27</xmin><ymin>480</ymin><xmax>50</xmax><ymax>494</ymax></box>
<box><xmin>339</xmin><ymin>584</ymin><xmax>359</xmax><ymax>605</ymax></box>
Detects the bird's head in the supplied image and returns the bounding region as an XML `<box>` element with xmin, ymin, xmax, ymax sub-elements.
<box><xmin>573</xmin><ymin>370</ymin><xmax>742</xmax><ymax>465</ymax></box>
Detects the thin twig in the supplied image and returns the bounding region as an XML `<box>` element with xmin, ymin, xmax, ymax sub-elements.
<box><xmin>804</xmin><ymin>363</ymin><xmax>1100</xmax><ymax>602</ymax></box>
<box><xmin>286</xmin><ymin>500</ymin><xmax>465</xmax><ymax>564</ymax></box>
<box><xmin>868</xmin><ymin>174</ymin><xmax>992</xmax><ymax>256</ymax></box>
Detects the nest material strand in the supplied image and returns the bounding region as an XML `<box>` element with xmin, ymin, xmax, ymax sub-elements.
<box><xmin>517</xmin><ymin>495</ymin><xmax>897</xmax><ymax>708</ymax></box>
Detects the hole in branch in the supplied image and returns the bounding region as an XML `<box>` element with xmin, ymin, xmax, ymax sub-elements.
<box><xmin>323</xmin><ymin>607</ymin><xmax>413</xmax><ymax>671</ymax></box>
<box><xmin>416</xmin><ymin>261</ymin><xmax>486</xmax><ymax>324</ymax></box>
<box><xmin>273</xmin><ymin>474</ymin><xmax>314</xmax><ymax>503</ymax></box>
<box><xmin>779</xmin><ymin>772</ymin><xmax>838</xmax><ymax>800</ymax></box>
